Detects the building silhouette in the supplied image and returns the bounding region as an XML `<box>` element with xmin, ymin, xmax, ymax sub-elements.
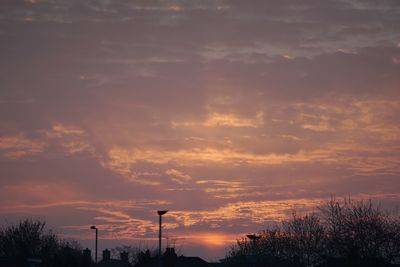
<box><xmin>97</xmin><ymin>249</ymin><xmax>131</xmax><ymax>267</ymax></box>
<box><xmin>134</xmin><ymin>248</ymin><xmax>210</xmax><ymax>267</ymax></box>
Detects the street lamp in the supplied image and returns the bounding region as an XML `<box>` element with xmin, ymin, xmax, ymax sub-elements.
<box><xmin>157</xmin><ymin>210</ymin><xmax>168</xmax><ymax>257</ymax></box>
<box><xmin>90</xmin><ymin>225</ymin><xmax>98</xmax><ymax>264</ymax></box>
<box><xmin>246</xmin><ymin>234</ymin><xmax>261</xmax><ymax>241</ymax></box>
<box><xmin>247</xmin><ymin>234</ymin><xmax>260</xmax><ymax>267</ymax></box>
<box><xmin>247</xmin><ymin>234</ymin><xmax>261</xmax><ymax>251</ymax></box>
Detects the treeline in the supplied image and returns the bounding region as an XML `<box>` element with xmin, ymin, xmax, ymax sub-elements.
<box><xmin>224</xmin><ymin>198</ymin><xmax>400</xmax><ymax>267</ymax></box>
<box><xmin>0</xmin><ymin>218</ymin><xmax>159</xmax><ymax>267</ymax></box>
<box><xmin>0</xmin><ymin>219</ymin><xmax>91</xmax><ymax>267</ymax></box>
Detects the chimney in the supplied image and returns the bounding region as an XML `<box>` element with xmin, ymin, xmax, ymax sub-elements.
<box><xmin>102</xmin><ymin>249</ymin><xmax>111</xmax><ymax>261</ymax></box>
<box><xmin>120</xmin><ymin>251</ymin><xmax>129</xmax><ymax>262</ymax></box>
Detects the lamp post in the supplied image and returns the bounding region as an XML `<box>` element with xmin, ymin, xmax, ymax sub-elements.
<box><xmin>157</xmin><ymin>210</ymin><xmax>168</xmax><ymax>267</ymax></box>
<box><xmin>246</xmin><ymin>234</ymin><xmax>260</xmax><ymax>267</ymax></box>
<box><xmin>157</xmin><ymin>210</ymin><xmax>168</xmax><ymax>257</ymax></box>
<box><xmin>90</xmin><ymin>226</ymin><xmax>98</xmax><ymax>264</ymax></box>
<box><xmin>246</xmin><ymin>234</ymin><xmax>261</xmax><ymax>242</ymax></box>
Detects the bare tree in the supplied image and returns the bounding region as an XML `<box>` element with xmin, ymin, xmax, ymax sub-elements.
<box><xmin>0</xmin><ymin>218</ymin><xmax>88</xmax><ymax>267</ymax></box>
<box><xmin>111</xmin><ymin>243</ymin><xmax>157</xmax><ymax>266</ymax></box>
<box><xmin>224</xmin><ymin>198</ymin><xmax>400</xmax><ymax>267</ymax></box>
<box><xmin>320</xmin><ymin>197</ymin><xmax>400</xmax><ymax>266</ymax></box>
<box><xmin>282</xmin><ymin>213</ymin><xmax>325</xmax><ymax>266</ymax></box>
<box><xmin>0</xmin><ymin>218</ymin><xmax>59</xmax><ymax>266</ymax></box>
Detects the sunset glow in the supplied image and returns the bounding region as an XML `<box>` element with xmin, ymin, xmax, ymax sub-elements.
<box><xmin>1</xmin><ymin>0</ymin><xmax>400</xmax><ymax>261</ymax></box>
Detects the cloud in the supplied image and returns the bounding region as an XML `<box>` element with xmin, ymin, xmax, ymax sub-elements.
<box><xmin>170</xmin><ymin>198</ymin><xmax>324</xmax><ymax>227</ymax></box>
<box><xmin>42</xmin><ymin>122</ymin><xmax>85</xmax><ymax>138</ymax></box>
<box><xmin>166</xmin><ymin>169</ymin><xmax>192</xmax><ymax>184</ymax></box>
<box><xmin>172</xmin><ymin>111</ymin><xmax>264</xmax><ymax>128</ymax></box>
<box><xmin>0</xmin><ymin>134</ymin><xmax>46</xmax><ymax>159</ymax></box>
<box><xmin>41</xmin><ymin>122</ymin><xmax>95</xmax><ymax>155</ymax></box>
<box><xmin>104</xmin><ymin>147</ymin><xmax>333</xmax><ymax>170</ymax></box>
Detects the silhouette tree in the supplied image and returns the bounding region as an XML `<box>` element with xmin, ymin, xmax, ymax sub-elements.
<box><xmin>224</xmin><ymin>198</ymin><xmax>400</xmax><ymax>267</ymax></box>
<box><xmin>111</xmin><ymin>244</ymin><xmax>157</xmax><ymax>266</ymax></box>
<box><xmin>0</xmin><ymin>218</ymin><xmax>58</xmax><ymax>266</ymax></box>
<box><xmin>320</xmin><ymin>198</ymin><xmax>400</xmax><ymax>266</ymax></box>
<box><xmin>282</xmin><ymin>213</ymin><xmax>325</xmax><ymax>266</ymax></box>
<box><xmin>225</xmin><ymin>215</ymin><xmax>324</xmax><ymax>267</ymax></box>
<box><xmin>0</xmin><ymin>218</ymin><xmax>89</xmax><ymax>267</ymax></box>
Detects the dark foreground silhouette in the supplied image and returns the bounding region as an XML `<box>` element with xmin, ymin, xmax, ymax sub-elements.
<box><xmin>223</xmin><ymin>198</ymin><xmax>400</xmax><ymax>267</ymax></box>
<box><xmin>1</xmin><ymin>198</ymin><xmax>400</xmax><ymax>267</ymax></box>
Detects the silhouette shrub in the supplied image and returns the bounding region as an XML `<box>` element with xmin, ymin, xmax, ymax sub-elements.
<box><xmin>0</xmin><ymin>218</ymin><xmax>88</xmax><ymax>267</ymax></box>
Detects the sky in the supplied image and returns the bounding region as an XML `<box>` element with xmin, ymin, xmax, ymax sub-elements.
<box><xmin>0</xmin><ymin>0</ymin><xmax>400</xmax><ymax>261</ymax></box>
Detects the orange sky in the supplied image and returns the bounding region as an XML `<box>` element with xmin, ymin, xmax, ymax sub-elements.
<box><xmin>0</xmin><ymin>0</ymin><xmax>400</xmax><ymax>261</ymax></box>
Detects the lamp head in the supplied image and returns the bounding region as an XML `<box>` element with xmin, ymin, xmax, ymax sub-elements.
<box><xmin>157</xmin><ymin>210</ymin><xmax>168</xmax><ymax>216</ymax></box>
<box><xmin>246</xmin><ymin>234</ymin><xmax>260</xmax><ymax>241</ymax></box>
<box><xmin>90</xmin><ymin>225</ymin><xmax>97</xmax><ymax>230</ymax></box>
